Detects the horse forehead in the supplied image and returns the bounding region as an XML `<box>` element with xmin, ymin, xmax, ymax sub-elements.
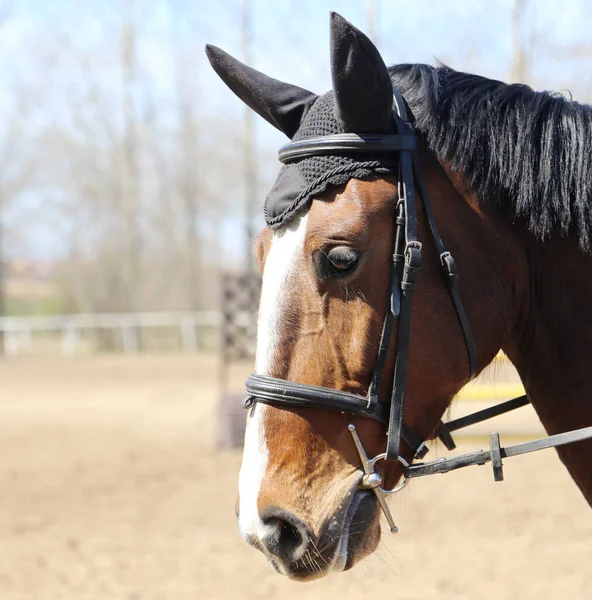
<box><xmin>306</xmin><ymin>178</ymin><xmax>396</xmax><ymax>241</ymax></box>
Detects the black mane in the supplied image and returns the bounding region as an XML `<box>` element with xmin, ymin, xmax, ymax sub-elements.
<box><xmin>389</xmin><ymin>64</ymin><xmax>592</xmax><ymax>250</ymax></box>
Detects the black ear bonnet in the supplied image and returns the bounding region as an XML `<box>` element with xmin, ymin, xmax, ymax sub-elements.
<box><xmin>264</xmin><ymin>92</ymin><xmax>398</xmax><ymax>228</ymax></box>
<box><xmin>206</xmin><ymin>12</ymin><xmax>401</xmax><ymax>229</ymax></box>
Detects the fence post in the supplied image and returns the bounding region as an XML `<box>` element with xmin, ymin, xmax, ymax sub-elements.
<box><xmin>20</xmin><ymin>326</ymin><xmax>32</xmax><ymax>350</ymax></box>
<box><xmin>61</xmin><ymin>326</ymin><xmax>79</xmax><ymax>356</ymax></box>
<box><xmin>120</xmin><ymin>322</ymin><xmax>139</xmax><ymax>354</ymax></box>
<box><xmin>3</xmin><ymin>330</ymin><xmax>18</xmax><ymax>356</ymax></box>
<box><xmin>217</xmin><ymin>272</ymin><xmax>261</xmax><ymax>449</ymax></box>
<box><xmin>180</xmin><ymin>315</ymin><xmax>197</xmax><ymax>353</ymax></box>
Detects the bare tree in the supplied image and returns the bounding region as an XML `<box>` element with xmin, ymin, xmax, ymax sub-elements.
<box><xmin>170</xmin><ymin>7</ymin><xmax>202</xmax><ymax>310</ymax></box>
<box><xmin>0</xmin><ymin>6</ymin><xmax>40</xmax><ymax>352</ymax></box>
<box><xmin>242</xmin><ymin>0</ymin><xmax>258</xmax><ymax>274</ymax></box>
<box><xmin>118</xmin><ymin>0</ymin><xmax>142</xmax><ymax>310</ymax></box>
<box><xmin>512</xmin><ymin>0</ymin><xmax>529</xmax><ymax>83</ymax></box>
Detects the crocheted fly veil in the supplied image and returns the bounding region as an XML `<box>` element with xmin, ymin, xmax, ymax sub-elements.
<box><xmin>206</xmin><ymin>12</ymin><xmax>400</xmax><ymax>228</ymax></box>
<box><xmin>264</xmin><ymin>92</ymin><xmax>397</xmax><ymax>228</ymax></box>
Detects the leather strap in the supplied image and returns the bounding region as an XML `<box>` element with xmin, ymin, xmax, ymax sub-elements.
<box><xmin>384</xmin><ymin>92</ymin><xmax>422</xmax><ymax>462</ymax></box>
<box><xmin>412</xmin><ymin>155</ymin><xmax>478</xmax><ymax>379</ymax></box>
<box><xmin>245</xmin><ymin>373</ymin><xmax>428</xmax><ymax>458</ymax></box>
<box><xmin>405</xmin><ymin>425</ymin><xmax>592</xmax><ymax>479</ymax></box>
<box><xmin>385</xmin><ymin>152</ymin><xmax>420</xmax><ymax>462</ymax></box>
<box><xmin>246</xmin><ymin>373</ymin><xmax>389</xmax><ymax>423</ymax></box>
<box><xmin>441</xmin><ymin>395</ymin><xmax>529</xmax><ymax>434</ymax></box>
<box><xmin>367</xmin><ymin>200</ymin><xmax>405</xmax><ymax>405</ymax></box>
<box><xmin>435</xmin><ymin>395</ymin><xmax>530</xmax><ymax>450</ymax></box>
<box><xmin>279</xmin><ymin>133</ymin><xmax>416</xmax><ymax>163</ymax></box>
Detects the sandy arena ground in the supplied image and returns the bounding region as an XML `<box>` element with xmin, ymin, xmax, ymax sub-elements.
<box><xmin>0</xmin><ymin>355</ymin><xmax>590</xmax><ymax>600</ymax></box>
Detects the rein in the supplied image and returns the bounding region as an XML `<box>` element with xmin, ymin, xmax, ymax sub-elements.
<box><xmin>244</xmin><ymin>85</ymin><xmax>592</xmax><ymax>533</ymax></box>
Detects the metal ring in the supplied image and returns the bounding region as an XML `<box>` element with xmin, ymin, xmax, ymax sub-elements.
<box><xmin>367</xmin><ymin>452</ymin><xmax>409</xmax><ymax>494</ymax></box>
<box><xmin>381</xmin><ymin>478</ymin><xmax>407</xmax><ymax>495</ymax></box>
<box><xmin>367</xmin><ymin>452</ymin><xmax>409</xmax><ymax>470</ymax></box>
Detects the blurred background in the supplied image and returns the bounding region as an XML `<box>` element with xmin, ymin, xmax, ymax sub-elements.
<box><xmin>0</xmin><ymin>1</ymin><xmax>591</xmax><ymax>599</ymax></box>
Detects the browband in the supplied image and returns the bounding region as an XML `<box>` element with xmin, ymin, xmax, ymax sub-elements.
<box><xmin>278</xmin><ymin>133</ymin><xmax>416</xmax><ymax>164</ymax></box>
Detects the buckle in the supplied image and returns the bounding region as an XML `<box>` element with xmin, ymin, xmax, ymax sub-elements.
<box><xmin>414</xmin><ymin>442</ymin><xmax>430</xmax><ymax>460</ymax></box>
<box><xmin>489</xmin><ymin>431</ymin><xmax>504</xmax><ymax>482</ymax></box>
<box><xmin>435</xmin><ymin>421</ymin><xmax>457</xmax><ymax>450</ymax></box>
<box><xmin>404</xmin><ymin>241</ymin><xmax>422</xmax><ymax>267</ymax></box>
<box><xmin>440</xmin><ymin>251</ymin><xmax>459</xmax><ymax>289</ymax></box>
<box><xmin>439</xmin><ymin>251</ymin><xmax>456</xmax><ymax>272</ymax></box>
<box><xmin>366</xmin><ymin>392</ymin><xmax>379</xmax><ymax>410</ymax></box>
<box><xmin>402</xmin><ymin>242</ymin><xmax>422</xmax><ymax>292</ymax></box>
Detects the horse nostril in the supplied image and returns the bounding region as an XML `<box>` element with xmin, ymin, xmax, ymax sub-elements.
<box><xmin>259</xmin><ymin>510</ymin><xmax>310</xmax><ymax>564</ymax></box>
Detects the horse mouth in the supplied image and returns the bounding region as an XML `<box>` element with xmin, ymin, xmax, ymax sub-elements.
<box><xmin>328</xmin><ymin>490</ymin><xmax>380</xmax><ymax>572</ymax></box>
<box><xmin>271</xmin><ymin>489</ymin><xmax>380</xmax><ymax>581</ymax></box>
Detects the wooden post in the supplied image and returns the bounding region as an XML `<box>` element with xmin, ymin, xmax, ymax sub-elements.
<box><xmin>61</xmin><ymin>326</ymin><xmax>79</xmax><ymax>356</ymax></box>
<box><xmin>180</xmin><ymin>315</ymin><xmax>198</xmax><ymax>353</ymax></box>
<box><xmin>121</xmin><ymin>322</ymin><xmax>138</xmax><ymax>354</ymax></box>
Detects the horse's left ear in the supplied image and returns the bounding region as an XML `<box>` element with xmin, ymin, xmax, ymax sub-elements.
<box><xmin>205</xmin><ymin>45</ymin><xmax>318</xmax><ymax>138</ymax></box>
<box><xmin>329</xmin><ymin>12</ymin><xmax>393</xmax><ymax>132</ymax></box>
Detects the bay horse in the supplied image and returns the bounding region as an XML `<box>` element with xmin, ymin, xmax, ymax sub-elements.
<box><xmin>206</xmin><ymin>12</ymin><xmax>592</xmax><ymax>581</ymax></box>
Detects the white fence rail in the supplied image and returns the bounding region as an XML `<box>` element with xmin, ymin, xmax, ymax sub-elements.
<box><xmin>0</xmin><ymin>311</ymin><xmax>233</xmax><ymax>356</ymax></box>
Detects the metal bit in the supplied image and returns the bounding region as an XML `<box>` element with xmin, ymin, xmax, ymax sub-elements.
<box><xmin>348</xmin><ymin>424</ymin><xmax>408</xmax><ymax>534</ymax></box>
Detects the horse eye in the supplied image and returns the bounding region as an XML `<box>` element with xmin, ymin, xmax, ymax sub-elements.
<box><xmin>316</xmin><ymin>246</ymin><xmax>360</xmax><ymax>279</ymax></box>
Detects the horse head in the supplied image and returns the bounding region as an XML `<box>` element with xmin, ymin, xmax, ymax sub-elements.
<box><xmin>207</xmin><ymin>11</ymin><xmax>592</xmax><ymax>581</ymax></box>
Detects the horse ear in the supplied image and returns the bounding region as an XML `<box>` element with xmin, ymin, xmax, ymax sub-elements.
<box><xmin>205</xmin><ymin>45</ymin><xmax>318</xmax><ymax>138</ymax></box>
<box><xmin>329</xmin><ymin>12</ymin><xmax>393</xmax><ymax>132</ymax></box>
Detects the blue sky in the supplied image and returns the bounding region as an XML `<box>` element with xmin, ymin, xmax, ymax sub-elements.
<box><xmin>7</xmin><ymin>0</ymin><xmax>592</xmax><ymax>123</ymax></box>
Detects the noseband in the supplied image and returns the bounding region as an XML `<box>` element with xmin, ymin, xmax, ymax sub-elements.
<box><xmin>244</xmin><ymin>85</ymin><xmax>592</xmax><ymax>533</ymax></box>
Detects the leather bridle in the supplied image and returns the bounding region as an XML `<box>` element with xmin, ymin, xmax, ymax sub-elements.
<box><xmin>243</xmin><ymin>85</ymin><xmax>592</xmax><ymax>533</ymax></box>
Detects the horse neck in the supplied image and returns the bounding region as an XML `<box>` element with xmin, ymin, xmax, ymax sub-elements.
<box><xmin>505</xmin><ymin>232</ymin><xmax>592</xmax><ymax>503</ymax></box>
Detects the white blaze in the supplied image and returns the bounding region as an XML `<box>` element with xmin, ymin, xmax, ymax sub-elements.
<box><xmin>238</xmin><ymin>215</ymin><xmax>309</xmax><ymax>542</ymax></box>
